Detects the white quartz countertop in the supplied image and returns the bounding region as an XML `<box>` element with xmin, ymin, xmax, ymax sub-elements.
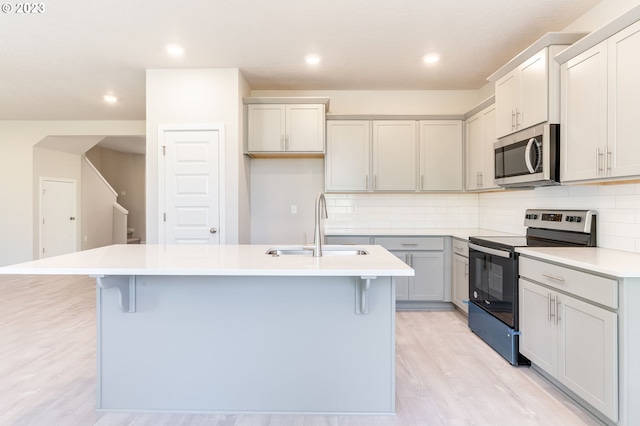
<box><xmin>517</xmin><ymin>247</ymin><xmax>640</xmax><ymax>278</ymax></box>
<box><xmin>326</xmin><ymin>228</ymin><xmax>519</xmax><ymax>240</ymax></box>
<box><xmin>0</xmin><ymin>244</ymin><xmax>414</xmax><ymax>277</ymax></box>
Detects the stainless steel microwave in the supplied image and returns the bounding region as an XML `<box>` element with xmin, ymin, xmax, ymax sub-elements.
<box><xmin>494</xmin><ymin>123</ymin><xmax>560</xmax><ymax>188</ymax></box>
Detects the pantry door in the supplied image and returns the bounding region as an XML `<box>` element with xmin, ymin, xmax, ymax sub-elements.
<box><xmin>159</xmin><ymin>125</ymin><xmax>225</xmax><ymax>244</ymax></box>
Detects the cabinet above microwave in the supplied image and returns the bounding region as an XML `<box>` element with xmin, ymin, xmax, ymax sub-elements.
<box><xmin>487</xmin><ymin>32</ymin><xmax>586</xmax><ymax>139</ymax></box>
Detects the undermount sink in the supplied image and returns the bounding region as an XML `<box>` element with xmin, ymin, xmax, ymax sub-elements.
<box><xmin>266</xmin><ymin>245</ymin><xmax>368</xmax><ymax>257</ymax></box>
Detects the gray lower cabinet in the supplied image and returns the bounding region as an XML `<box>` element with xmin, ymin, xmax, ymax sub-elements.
<box><xmin>388</xmin><ymin>250</ymin><xmax>444</xmax><ymax>301</ymax></box>
<box><xmin>326</xmin><ymin>235</ymin><xmax>451</xmax><ymax>308</ymax></box>
<box><xmin>451</xmin><ymin>238</ymin><xmax>469</xmax><ymax>314</ymax></box>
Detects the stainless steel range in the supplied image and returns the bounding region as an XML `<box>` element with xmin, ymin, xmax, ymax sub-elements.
<box><xmin>467</xmin><ymin>209</ymin><xmax>597</xmax><ymax>365</ymax></box>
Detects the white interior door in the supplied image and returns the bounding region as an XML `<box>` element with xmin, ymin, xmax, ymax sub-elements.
<box><xmin>40</xmin><ymin>178</ymin><xmax>77</xmax><ymax>258</ymax></box>
<box><xmin>161</xmin><ymin>127</ymin><xmax>224</xmax><ymax>244</ymax></box>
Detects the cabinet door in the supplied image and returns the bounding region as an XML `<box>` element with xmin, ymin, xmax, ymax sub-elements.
<box><xmin>519</xmin><ymin>48</ymin><xmax>548</xmax><ymax>130</ymax></box>
<box><xmin>495</xmin><ymin>69</ymin><xmax>519</xmax><ymax>138</ymax></box>
<box><xmin>558</xmin><ymin>294</ymin><xmax>618</xmax><ymax>422</ymax></box>
<box><xmin>286</xmin><ymin>104</ymin><xmax>325</xmax><ymax>152</ymax></box>
<box><xmin>452</xmin><ymin>254</ymin><xmax>468</xmax><ymax>313</ymax></box>
<box><xmin>409</xmin><ymin>251</ymin><xmax>444</xmax><ymax>301</ymax></box>
<box><xmin>325</xmin><ymin>121</ymin><xmax>370</xmax><ymax>191</ymax></box>
<box><xmin>465</xmin><ymin>113</ymin><xmax>484</xmax><ymax>190</ymax></box>
<box><xmin>608</xmin><ymin>20</ymin><xmax>640</xmax><ymax>178</ymax></box>
<box><xmin>247</xmin><ymin>104</ymin><xmax>286</xmax><ymax>152</ymax></box>
<box><xmin>481</xmin><ymin>106</ymin><xmax>498</xmax><ymax>189</ymax></box>
<box><xmin>418</xmin><ymin>120</ymin><xmax>462</xmax><ymax>191</ymax></box>
<box><xmin>519</xmin><ymin>279</ymin><xmax>558</xmax><ymax>376</ymax></box>
<box><xmin>391</xmin><ymin>251</ymin><xmax>409</xmax><ymax>300</ymax></box>
<box><xmin>561</xmin><ymin>42</ymin><xmax>608</xmax><ymax>182</ymax></box>
<box><xmin>372</xmin><ymin>121</ymin><xmax>417</xmax><ymax>191</ymax></box>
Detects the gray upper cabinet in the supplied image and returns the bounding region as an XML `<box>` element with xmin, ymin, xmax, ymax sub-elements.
<box><xmin>488</xmin><ymin>33</ymin><xmax>586</xmax><ymax>139</ymax></box>
<box><xmin>325</xmin><ymin>118</ymin><xmax>463</xmax><ymax>193</ymax></box>
<box><xmin>418</xmin><ymin>120</ymin><xmax>463</xmax><ymax>191</ymax></box>
<box><xmin>559</xmin><ymin>19</ymin><xmax>640</xmax><ymax>183</ymax></box>
<box><xmin>244</xmin><ymin>98</ymin><xmax>329</xmax><ymax>157</ymax></box>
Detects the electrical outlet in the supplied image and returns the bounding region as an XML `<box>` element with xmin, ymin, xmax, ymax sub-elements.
<box><xmin>291</xmin><ymin>205</ymin><xmax>297</xmax><ymax>214</ymax></box>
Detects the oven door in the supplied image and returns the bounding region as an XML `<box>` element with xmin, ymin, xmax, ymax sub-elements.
<box><xmin>468</xmin><ymin>243</ymin><xmax>518</xmax><ymax>328</ymax></box>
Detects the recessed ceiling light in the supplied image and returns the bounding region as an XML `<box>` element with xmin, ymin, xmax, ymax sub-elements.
<box><xmin>166</xmin><ymin>43</ymin><xmax>185</xmax><ymax>57</ymax></box>
<box><xmin>103</xmin><ymin>94</ymin><xmax>118</xmax><ymax>104</ymax></box>
<box><xmin>423</xmin><ymin>54</ymin><xmax>440</xmax><ymax>64</ymax></box>
<box><xmin>306</xmin><ymin>55</ymin><xmax>321</xmax><ymax>65</ymax></box>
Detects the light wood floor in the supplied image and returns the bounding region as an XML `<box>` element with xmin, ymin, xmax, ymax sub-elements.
<box><xmin>0</xmin><ymin>274</ymin><xmax>602</xmax><ymax>426</ymax></box>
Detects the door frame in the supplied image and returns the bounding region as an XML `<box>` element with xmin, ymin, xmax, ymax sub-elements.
<box><xmin>39</xmin><ymin>177</ymin><xmax>78</xmax><ymax>259</ymax></box>
<box><xmin>157</xmin><ymin>124</ymin><xmax>226</xmax><ymax>245</ymax></box>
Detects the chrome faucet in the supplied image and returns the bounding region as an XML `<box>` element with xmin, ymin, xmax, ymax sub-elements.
<box><xmin>312</xmin><ymin>192</ymin><xmax>328</xmax><ymax>257</ymax></box>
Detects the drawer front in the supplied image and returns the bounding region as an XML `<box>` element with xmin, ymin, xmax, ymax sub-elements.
<box><xmin>519</xmin><ymin>257</ymin><xmax>618</xmax><ymax>309</ymax></box>
<box><xmin>452</xmin><ymin>238</ymin><xmax>469</xmax><ymax>257</ymax></box>
<box><xmin>325</xmin><ymin>236</ymin><xmax>372</xmax><ymax>245</ymax></box>
<box><xmin>373</xmin><ymin>237</ymin><xmax>444</xmax><ymax>251</ymax></box>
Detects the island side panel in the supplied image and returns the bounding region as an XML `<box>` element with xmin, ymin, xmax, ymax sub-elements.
<box><xmin>96</xmin><ymin>275</ymin><xmax>395</xmax><ymax>414</ymax></box>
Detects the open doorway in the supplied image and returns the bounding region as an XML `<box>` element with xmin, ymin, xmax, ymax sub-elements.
<box><xmin>33</xmin><ymin>135</ymin><xmax>145</xmax><ymax>256</ymax></box>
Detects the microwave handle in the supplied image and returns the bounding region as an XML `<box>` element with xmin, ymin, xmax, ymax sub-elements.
<box><xmin>525</xmin><ymin>137</ymin><xmax>541</xmax><ymax>173</ymax></box>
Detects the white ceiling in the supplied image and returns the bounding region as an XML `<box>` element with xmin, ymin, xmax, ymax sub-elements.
<box><xmin>1</xmin><ymin>0</ymin><xmax>600</xmax><ymax>121</ymax></box>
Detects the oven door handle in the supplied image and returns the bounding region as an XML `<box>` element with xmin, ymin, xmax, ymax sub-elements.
<box><xmin>468</xmin><ymin>243</ymin><xmax>512</xmax><ymax>259</ymax></box>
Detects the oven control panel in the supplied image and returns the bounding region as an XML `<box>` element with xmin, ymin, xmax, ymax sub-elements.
<box><xmin>523</xmin><ymin>209</ymin><xmax>596</xmax><ymax>233</ymax></box>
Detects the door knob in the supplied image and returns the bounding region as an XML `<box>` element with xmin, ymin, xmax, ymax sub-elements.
<box><xmin>210</xmin><ymin>228</ymin><xmax>217</xmax><ymax>234</ymax></box>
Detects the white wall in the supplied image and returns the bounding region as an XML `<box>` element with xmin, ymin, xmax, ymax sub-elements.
<box><xmin>562</xmin><ymin>0</ymin><xmax>640</xmax><ymax>32</ymax></box>
<box><xmin>81</xmin><ymin>158</ymin><xmax>117</xmax><ymax>250</ymax></box>
<box><xmin>250</xmin><ymin>158</ymin><xmax>324</xmax><ymax>244</ymax></box>
<box><xmin>251</xmin><ymin>90</ymin><xmax>483</xmax><ymax>115</ymax></box>
<box><xmin>87</xmin><ymin>146</ymin><xmax>146</xmax><ymax>242</ymax></box>
<box><xmin>145</xmin><ymin>68</ymin><xmax>250</xmax><ymax>244</ymax></box>
<box><xmin>0</xmin><ymin>121</ymin><xmax>145</xmax><ymax>266</ymax></box>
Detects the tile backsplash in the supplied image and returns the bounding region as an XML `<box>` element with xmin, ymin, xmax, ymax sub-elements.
<box><xmin>324</xmin><ymin>182</ymin><xmax>640</xmax><ymax>254</ymax></box>
<box><xmin>478</xmin><ymin>182</ymin><xmax>640</xmax><ymax>253</ymax></box>
<box><xmin>324</xmin><ymin>193</ymin><xmax>479</xmax><ymax>230</ymax></box>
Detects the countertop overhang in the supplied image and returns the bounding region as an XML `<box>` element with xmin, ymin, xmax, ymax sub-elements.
<box><xmin>0</xmin><ymin>244</ymin><xmax>414</xmax><ymax>277</ymax></box>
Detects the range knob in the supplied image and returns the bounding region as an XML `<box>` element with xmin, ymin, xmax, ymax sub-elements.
<box><xmin>576</xmin><ymin>217</ymin><xmax>582</xmax><ymax>223</ymax></box>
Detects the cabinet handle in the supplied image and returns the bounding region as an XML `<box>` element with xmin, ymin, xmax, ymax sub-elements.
<box><xmin>515</xmin><ymin>109</ymin><xmax>521</xmax><ymax>128</ymax></box>
<box><xmin>420</xmin><ymin>174</ymin><xmax>424</xmax><ymax>191</ymax></box>
<box><xmin>401</xmin><ymin>243</ymin><xmax>418</xmax><ymax>246</ymax></box>
<box><xmin>597</xmin><ymin>148</ymin><xmax>603</xmax><ymax>175</ymax></box>
<box><xmin>285</xmin><ymin>134</ymin><xmax>289</xmax><ymax>151</ymax></box>
<box><xmin>454</xmin><ymin>246</ymin><xmax>464</xmax><ymax>253</ymax></box>
<box><xmin>548</xmin><ymin>293</ymin><xmax>555</xmax><ymax>323</ymax></box>
<box><xmin>542</xmin><ymin>273</ymin><xmax>565</xmax><ymax>282</ymax></box>
<box><xmin>281</xmin><ymin>135</ymin><xmax>285</xmax><ymax>151</ymax></box>
<box><xmin>511</xmin><ymin>110</ymin><xmax>516</xmax><ymax>130</ymax></box>
<box><xmin>409</xmin><ymin>253</ymin><xmax>413</xmax><ymax>265</ymax></box>
<box><xmin>478</xmin><ymin>172</ymin><xmax>483</xmax><ymax>188</ymax></box>
<box><xmin>556</xmin><ymin>298</ymin><xmax>561</xmax><ymax>325</ymax></box>
<box><xmin>607</xmin><ymin>150</ymin><xmax>612</xmax><ymax>175</ymax></box>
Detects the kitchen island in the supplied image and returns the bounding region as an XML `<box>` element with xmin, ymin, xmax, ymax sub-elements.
<box><xmin>0</xmin><ymin>244</ymin><xmax>413</xmax><ymax>415</ymax></box>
